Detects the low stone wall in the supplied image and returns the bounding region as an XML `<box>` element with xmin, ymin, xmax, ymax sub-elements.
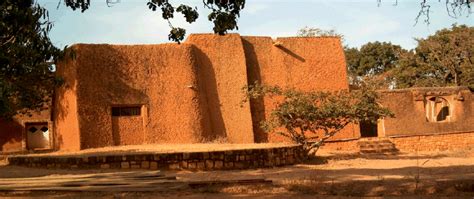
<box><xmin>7</xmin><ymin>145</ymin><xmax>305</xmax><ymax>170</ymax></box>
<box><xmin>390</xmin><ymin>131</ymin><xmax>474</xmax><ymax>152</ymax></box>
<box><xmin>321</xmin><ymin>131</ymin><xmax>474</xmax><ymax>152</ymax></box>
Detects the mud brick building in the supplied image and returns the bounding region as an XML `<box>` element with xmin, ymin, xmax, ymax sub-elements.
<box><xmin>1</xmin><ymin>34</ymin><xmax>473</xmax><ymax>153</ymax></box>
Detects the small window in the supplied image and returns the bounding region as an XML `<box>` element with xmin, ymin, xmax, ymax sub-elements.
<box><xmin>425</xmin><ymin>97</ymin><xmax>450</xmax><ymax>122</ymax></box>
<box><xmin>29</xmin><ymin>127</ymin><xmax>38</xmax><ymax>133</ymax></box>
<box><xmin>112</xmin><ymin>106</ymin><xmax>141</xmax><ymax>116</ymax></box>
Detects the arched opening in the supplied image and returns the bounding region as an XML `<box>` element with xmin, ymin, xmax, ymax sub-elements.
<box><xmin>425</xmin><ymin>97</ymin><xmax>450</xmax><ymax>122</ymax></box>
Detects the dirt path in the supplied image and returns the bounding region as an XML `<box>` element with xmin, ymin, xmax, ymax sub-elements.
<box><xmin>1</xmin><ymin>149</ymin><xmax>473</xmax><ymax>198</ymax></box>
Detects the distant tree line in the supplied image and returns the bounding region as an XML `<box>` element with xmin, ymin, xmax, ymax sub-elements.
<box><xmin>345</xmin><ymin>24</ymin><xmax>474</xmax><ymax>90</ymax></box>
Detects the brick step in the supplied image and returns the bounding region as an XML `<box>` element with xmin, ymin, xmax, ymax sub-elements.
<box><xmin>359</xmin><ymin>146</ymin><xmax>396</xmax><ymax>150</ymax></box>
<box><xmin>358</xmin><ymin>137</ymin><xmax>391</xmax><ymax>142</ymax></box>
<box><xmin>358</xmin><ymin>142</ymin><xmax>396</xmax><ymax>147</ymax></box>
<box><xmin>358</xmin><ymin>140</ymin><xmax>393</xmax><ymax>145</ymax></box>
<box><xmin>360</xmin><ymin>148</ymin><xmax>398</xmax><ymax>154</ymax></box>
<box><xmin>357</xmin><ymin>138</ymin><xmax>399</xmax><ymax>154</ymax></box>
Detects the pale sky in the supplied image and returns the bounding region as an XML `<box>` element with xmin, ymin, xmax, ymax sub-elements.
<box><xmin>37</xmin><ymin>0</ymin><xmax>474</xmax><ymax>49</ymax></box>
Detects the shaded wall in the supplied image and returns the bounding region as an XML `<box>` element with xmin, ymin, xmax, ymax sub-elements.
<box><xmin>242</xmin><ymin>36</ymin><xmax>358</xmax><ymax>142</ymax></box>
<box><xmin>56</xmin><ymin>44</ymin><xmax>211</xmax><ymax>150</ymax></box>
<box><xmin>186</xmin><ymin>34</ymin><xmax>255</xmax><ymax>143</ymax></box>
<box><xmin>0</xmin><ymin>119</ymin><xmax>23</xmax><ymax>152</ymax></box>
<box><xmin>0</xmin><ymin>109</ymin><xmax>51</xmax><ymax>153</ymax></box>
<box><xmin>54</xmin><ymin>51</ymin><xmax>81</xmax><ymax>151</ymax></box>
<box><xmin>378</xmin><ymin>87</ymin><xmax>474</xmax><ymax>137</ymax></box>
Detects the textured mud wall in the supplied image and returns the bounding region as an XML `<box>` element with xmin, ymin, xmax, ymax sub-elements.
<box><xmin>68</xmin><ymin>44</ymin><xmax>209</xmax><ymax>149</ymax></box>
<box><xmin>242</xmin><ymin>36</ymin><xmax>358</xmax><ymax>142</ymax></box>
<box><xmin>0</xmin><ymin>110</ymin><xmax>51</xmax><ymax>152</ymax></box>
<box><xmin>54</xmin><ymin>52</ymin><xmax>81</xmax><ymax>151</ymax></box>
<box><xmin>321</xmin><ymin>131</ymin><xmax>474</xmax><ymax>152</ymax></box>
<box><xmin>112</xmin><ymin>116</ymin><xmax>144</xmax><ymax>145</ymax></box>
<box><xmin>379</xmin><ymin>87</ymin><xmax>474</xmax><ymax>137</ymax></box>
<box><xmin>52</xmin><ymin>34</ymin><xmax>363</xmax><ymax>150</ymax></box>
<box><xmin>186</xmin><ymin>34</ymin><xmax>254</xmax><ymax>143</ymax></box>
<box><xmin>0</xmin><ymin>119</ymin><xmax>23</xmax><ymax>152</ymax></box>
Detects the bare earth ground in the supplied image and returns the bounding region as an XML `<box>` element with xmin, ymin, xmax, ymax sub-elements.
<box><xmin>0</xmin><ymin>146</ymin><xmax>474</xmax><ymax>198</ymax></box>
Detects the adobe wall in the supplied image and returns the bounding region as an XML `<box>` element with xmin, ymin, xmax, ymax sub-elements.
<box><xmin>378</xmin><ymin>87</ymin><xmax>474</xmax><ymax>137</ymax></box>
<box><xmin>242</xmin><ymin>36</ymin><xmax>358</xmax><ymax>142</ymax></box>
<box><xmin>321</xmin><ymin>131</ymin><xmax>474</xmax><ymax>152</ymax></box>
<box><xmin>0</xmin><ymin>119</ymin><xmax>23</xmax><ymax>152</ymax></box>
<box><xmin>50</xmin><ymin>34</ymin><xmax>364</xmax><ymax>151</ymax></box>
<box><xmin>0</xmin><ymin>110</ymin><xmax>51</xmax><ymax>153</ymax></box>
<box><xmin>186</xmin><ymin>34</ymin><xmax>254</xmax><ymax>143</ymax></box>
<box><xmin>57</xmin><ymin>44</ymin><xmax>211</xmax><ymax>150</ymax></box>
<box><xmin>54</xmin><ymin>51</ymin><xmax>81</xmax><ymax>151</ymax></box>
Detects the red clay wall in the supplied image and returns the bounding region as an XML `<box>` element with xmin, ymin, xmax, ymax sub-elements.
<box><xmin>390</xmin><ymin>131</ymin><xmax>474</xmax><ymax>152</ymax></box>
<box><xmin>57</xmin><ymin>44</ymin><xmax>211</xmax><ymax>150</ymax></box>
<box><xmin>112</xmin><ymin>116</ymin><xmax>144</xmax><ymax>145</ymax></box>
<box><xmin>378</xmin><ymin>87</ymin><xmax>474</xmax><ymax>137</ymax></box>
<box><xmin>52</xmin><ymin>34</ymin><xmax>361</xmax><ymax>151</ymax></box>
<box><xmin>186</xmin><ymin>34</ymin><xmax>254</xmax><ymax>143</ymax></box>
<box><xmin>0</xmin><ymin>110</ymin><xmax>51</xmax><ymax>153</ymax></box>
<box><xmin>54</xmin><ymin>51</ymin><xmax>81</xmax><ymax>151</ymax></box>
<box><xmin>242</xmin><ymin>36</ymin><xmax>358</xmax><ymax>142</ymax></box>
<box><xmin>0</xmin><ymin>119</ymin><xmax>23</xmax><ymax>152</ymax></box>
<box><xmin>321</xmin><ymin>131</ymin><xmax>474</xmax><ymax>152</ymax></box>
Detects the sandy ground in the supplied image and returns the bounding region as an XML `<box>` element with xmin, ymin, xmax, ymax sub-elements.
<box><xmin>1</xmin><ymin>149</ymin><xmax>474</xmax><ymax>198</ymax></box>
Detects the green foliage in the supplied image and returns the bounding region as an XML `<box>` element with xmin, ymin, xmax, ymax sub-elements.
<box><xmin>345</xmin><ymin>42</ymin><xmax>405</xmax><ymax>89</ymax></box>
<box><xmin>346</xmin><ymin>42</ymin><xmax>405</xmax><ymax>77</ymax></box>
<box><xmin>391</xmin><ymin>24</ymin><xmax>474</xmax><ymax>89</ymax></box>
<box><xmin>297</xmin><ymin>27</ymin><xmax>343</xmax><ymax>38</ymax></box>
<box><xmin>347</xmin><ymin>25</ymin><xmax>474</xmax><ymax>90</ymax></box>
<box><xmin>64</xmin><ymin>0</ymin><xmax>245</xmax><ymax>42</ymax></box>
<box><xmin>0</xmin><ymin>0</ymin><xmax>63</xmax><ymax>118</ymax></box>
<box><xmin>243</xmin><ymin>83</ymin><xmax>393</xmax><ymax>156</ymax></box>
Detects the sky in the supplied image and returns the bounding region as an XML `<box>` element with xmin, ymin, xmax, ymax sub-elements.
<box><xmin>37</xmin><ymin>0</ymin><xmax>474</xmax><ymax>50</ymax></box>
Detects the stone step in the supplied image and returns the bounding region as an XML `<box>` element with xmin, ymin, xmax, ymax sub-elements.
<box><xmin>359</xmin><ymin>142</ymin><xmax>396</xmax><ymax>147</ymax></box>
<box><xmin>358</xmin><ymin>137</ymin><xmax>391</xmax><ymax>142</ymax></box>
<box><xmin>357</xmin><ymin>138</ymin><xmax>399</xmax><ymax>154</ymax></box>
<box><xmin>360</xmin><ymin>148</ymin><xmax>398</xmax><ymax>154</ymax></box>
<box><xmin>359</xmin><ymin>145</ymin><xmax>396</xmax><ymax>150</ymax></box>
<box><xmin>358</xmin><ymin>140</ymin><xmax>393</xmax><ymax>144</ymax></box>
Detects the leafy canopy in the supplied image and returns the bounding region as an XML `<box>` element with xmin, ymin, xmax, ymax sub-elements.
<box><xmin>345</xmin><ymin>42</ymin><xmax>406</xmax><ymax>89</ymax></box>
<box><xmin>244</xmin><ymin>84</ymin><xmax>393</xmax><ymax>156</ymax></box>
<box><xmin>345</xmin><ymin>25</ymin><xmax>474</xmax><ymax>90</ymax></box>
<box><xmin>0</xmin><ymin>0</ymin><xmax>63</xmax><ymax>118</ymax></box>
<box><xmin>392</xmin><ymin>24</ymin><xmax>474</xmax><ymax>89</ymax></box>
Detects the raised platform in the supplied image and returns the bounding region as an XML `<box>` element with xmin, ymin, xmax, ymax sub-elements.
<box><xmin>7</xmin><ymin>144</ymin><xmax>305</xmax><ymax>171</ymax></box>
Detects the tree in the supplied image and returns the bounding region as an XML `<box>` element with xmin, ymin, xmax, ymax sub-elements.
<box><xmin>244</xmin><ymin>84</ymin><xmax>393</xmax><ymax>156</ymax></box>
<box><xmin>345</xmin><ymin>42</ymin><xmax>406</xmax><ymax>89</ymax></box>
<box><xmin>297</xmin><ymin>27</ymin><xmax>343</xmax><ymax>38</ymax></box>
<box><xmin>378</xmin><ymin>0</ymin><xmax>472</xmax><ymax>25</ymax></box>
<box><xmin>0</xmin><ymin>0</ymin><xmax>63</xmax><ymax>118</ymax></box>
<box><xmin>391</xmin><ymin>24</ymin><xmax>474</xmax><ymax>89</ymax></box>
<box><xmin>61</xmin><ymin>0</ymin><xmax>245</xmax><ymax>43</ymax></box>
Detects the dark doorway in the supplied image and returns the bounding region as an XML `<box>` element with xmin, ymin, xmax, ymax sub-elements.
<box><xmin>360</xmin><ymin>120</ymin><xmax>378</xmax><ymax>137</ymax></box>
